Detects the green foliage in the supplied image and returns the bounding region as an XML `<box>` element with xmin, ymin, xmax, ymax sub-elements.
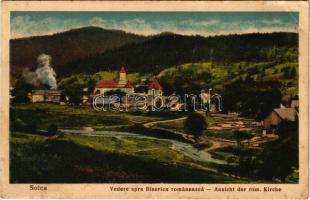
<box><xmin>12</xmin><ymin>79</ymin><xmax>34</xmax><ymax>103</ymax></box>
<box><xmin>210</xmin><ymin>146</ymin><xmax>262</xmax><ymax>179</ymax></box>
<box><xmin>183</xmin><ymin>112</ymin><xmax>207</xmax><ymax>139</ymax></box>
<box><xmin>158</xmin><ymin>63</ymin><xmax>213</xmax><ymax>95</ymax></box>
<box><xmin>281</xmin><ymin>66</ymin><xmax>297</xmax><ymax>79</ymax></box>
<box><xmin>126</xmin><ymin>73</ymin><xmax>149</xmax><ymax>84</ymax></box>
<box><xmin>59</xmin><ymin>75</ymin><xmax>88</xmax><ymax>105</ymax></box>
<box><xmin>56</xmin><ymin>32</ymin><xmax>298</xmax><ymax>76</ymax></box>
<box><xmin>285</xmin><ymin>167</ymin><xmax>299</xmax><ymax>183</ymax></box>
<box><xmin>10</xmin><ymin>132</ymin><xmax>243</xmax><ymax>183</ymax></box>
<box><xmin>25</xmin><ymin>121</ymin><xmax>38</xmax><ymax>132</ymax></box>
<box><xmin>47</xmin><ymin>124</ymin><xmax>59</xmax><ymax>136</ymax></box>
<box><xmin>222</xmin><ymin>78</ymin><xmax>282</xmax><ymax>119</ymax></box>
<box><xmin>10</xmin><ymin>108</ymin><xmax>40</xmax><ymax>132</ymax></box>
<box><xmin>10</xmin><ymin>103</ymin><xmax>182</xmax><ymax>131</ymax></box>
<box><xmin>258</xmin><ymin>120</ymin><xmax>298</xmax><ymax>181</ymax></box>
<box><xmin>10</xmin><ymin>117</ymin><xmax>26</xmax><ymax>131</ymax></box>
<box><xmin>233</xmin><ymin>131</ymin><xmax>254</xmax><ymax>146</ymax></box>
<box><xmin>92</xmin><ymin>71</ymin><xmax>118</xmax><ymax>82</ymax></box>
<box><xmin>104</xmin><ymin>89</ymin><xmax>127</xmax><ymax>96</ymax></box>
<box><xmin>157</xmin><ymin>59</ymin><xmax>296</xmax><ymax>119</ymax></box>
<box><xmin>66</xmin><ymin>88</ymin><xmax>84</xmax><ymax>105</ymax></box>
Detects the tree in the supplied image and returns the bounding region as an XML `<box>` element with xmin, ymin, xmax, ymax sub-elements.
<box><xmin>282</xmin><ymin>66</ymin><xmax>294</xmax><ymax>79</ymax></box>
<box><xmin>12</xmin><ymin>79</ymin><xmax>34</xmax><ymax>103</ymax></box>
<box><xmin>105</xmin><ymin>89</ymin><xmax>126</xmax><ymax>96</ymax></box>
<box><xmin>61</xmin><ymin>83</ymin><xmax>84</xmax><ymax>105</ymax></box>
<box><xmin>183</xmin><ymin>112</ymin><xmax>207</xmax><ymax>141</ymax></box>
<box><xmin>290</xmin><ymin>67</ymin><xmax>296</xmax><ymax>78</ymax></box>
<box><xmin>47</xmin><ymin>124</ymin><xmax>59</xmax><ymax>136</ymax></box>
<box><xmin>258</xmin><ymin>120</ymin><xmax>298</xmax><ymax>181</ymax></box>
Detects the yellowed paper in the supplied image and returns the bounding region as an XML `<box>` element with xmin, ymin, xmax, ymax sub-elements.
<box><xmin>0</xmin><ymin>1</ymin><xmax>309</xmax><ymax>199</ymax></box>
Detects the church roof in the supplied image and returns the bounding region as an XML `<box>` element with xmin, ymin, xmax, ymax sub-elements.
<box><xmin>120</xmin><ymin>65</ymin><xmax>126</xmax><ymax>73</ymax></box>
<box><xmin>148</xmin><ymin>79</ymin><xmax>163</xmax><ymax>90</ymax></box>
<box><xmin>124</xmin><ymin>81</ymin><xmax>135</xmax><ymax>88</ymax></box>
<box><xmin>96</xmin><ymin>80</ymin><xmax>118</xmax><ymax>88</ymax></box>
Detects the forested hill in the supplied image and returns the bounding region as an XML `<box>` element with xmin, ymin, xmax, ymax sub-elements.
<box><xmin>10</xmin><ymin>26</ymin><xmax>146</xmax><ymax>78</ymax></box>
<box><xmin>56</xmin><ymin>32</ymin><xmax>298</xmax><ymax>77</ymax></box>
<box><xmin>10</xmin><ymin>26</ymin><xmax>298</xmax><ymax>79</ymax></box>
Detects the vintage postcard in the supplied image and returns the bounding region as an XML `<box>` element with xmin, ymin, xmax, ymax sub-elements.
<box><xmin>0</xmin><ymin>1</ymin><xmax>309</xmax><ymax>199</ymax></box>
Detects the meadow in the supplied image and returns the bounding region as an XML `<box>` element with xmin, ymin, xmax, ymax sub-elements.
<box><xmin>10</xmin><ymin>103</ymin><xmax>257</xmax><ymax>183</ymax></box>
<box><xmin>10</xmin><ymin>102</ymin><xmax>296</xmax><ymax>183</ymax></box>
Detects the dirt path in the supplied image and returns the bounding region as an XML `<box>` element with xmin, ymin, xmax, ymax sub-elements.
<box><xmin>141</xmin><ymin>115</ymin><xmax>277</xmax><ymax>152</ymax></box>
<box><xmin>143</xmin><ymin>117</ymin><xmax>187</xmax><ymax>128</ymax></box>
<box><xmin>142</xmin><ymin>116</ymin><xmax>236</xmax><ymax>151</ymax></box>
<box><xmin>204</xmin><ymin>138</ymin><xmax>236</xmax><ymax>151</ymax></box>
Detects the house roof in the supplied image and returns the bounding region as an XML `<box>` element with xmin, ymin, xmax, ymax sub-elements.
<box><xmin>120</xmin><ymin>65</ymin><xmax>126</xmax><ymax>73</ymax></box>
<box><xmin>148</xmin><ymin>79</ymin><xmax>163</xmax><ymax>90</ymax></box>
<box><xmin>274</xmin><ymin>108</ymin><xmax>298</xmax><ymax>122</ymax></box>
<box><xmin>124</xmin><ymin>81</ymin><xmax>135</xmax><ymax>88</ymax></box>
<box><xmin>96</xmin><ymin>80</ymin><xmax>118</xmax><ymax>88</ymax></box>
<box><xmin>291</xmin><ymin>100</ymin><xmax>299</xmax><ymax>108</ymax></box>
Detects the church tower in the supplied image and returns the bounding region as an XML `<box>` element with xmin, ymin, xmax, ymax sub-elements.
<box><xmin>118</xmin><ymin>65</ymin><xmax>127</xmax><ymax>87</ymax></box>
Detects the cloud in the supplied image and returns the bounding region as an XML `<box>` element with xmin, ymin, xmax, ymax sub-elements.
<box><xmin>11</xmin><ymin>15</ymin><xmax>297</xmax><ymax>39</ymax></box>
<box><xmin>11</xmin><ymin>16</ymin><xmax>84</xmax><ymax>38</ymax></box>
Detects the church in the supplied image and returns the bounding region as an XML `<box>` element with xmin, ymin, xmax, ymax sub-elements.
<box><xmin>94</xmin><ymin>65</ymin><xmax>163</xmax><ymax>96</ymax></box>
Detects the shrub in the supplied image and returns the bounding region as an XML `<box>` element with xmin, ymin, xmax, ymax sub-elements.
<box><xmin>25</xmin><ymin>121</ymin><xmax>38</xmax><ymax>132</ymax></box>
<box><xmin>11</xmin><ymin>118</ymin><xmax>26</xmax><ymax>131</ymax></box>
<box><xmin>233</xmin><ymin>131</ymin><xmax>254</xmax><ymax>146</ymax></box>
<box><xmin>183</xmin><ymin>112</ymin><xmax>207</xmax><ymax>140</ymax></box>
<box><xmin>47</xmin><ymin>124</ymin><xmax>58</xmax><ymax>136</ymax></box>
<box><xmin>57</xmin><ymin>132</ymin><xmax>65</xmax><ymax>138</ymax></box>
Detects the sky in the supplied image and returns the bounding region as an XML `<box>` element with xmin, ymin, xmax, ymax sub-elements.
<box><xmin>11</xmin><ymin>12</ymin><xmax>298</xmax><ymax>39</ymax></box>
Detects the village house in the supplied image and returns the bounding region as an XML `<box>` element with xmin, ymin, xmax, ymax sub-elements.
<box><xmin>92</xmin><ymin>66</ymin><xmax>222</xmax><ymax>112</ymax></box>
<box><xmin>291</xmin><ymin>99</ymin><xmax>299</xmax><ymax>110</ymax></box>
<box><xmin>147</xmin><ymin>79</ymin><xmax>163</xmax><ymax>96</ymax></box>
<box><xmin>93</xmin><ymin>65</ymin><xmax>165</xmax><ymax>109</ymax></box>
<box><xmin>263</xmin><ymin>98</ymin><xmax>299</xmax><ymax>135</ymax></box>
<box><xmin>28</xmin><ymin>90</ymin><xmax>61</xmax><ymax>103</ymax></box>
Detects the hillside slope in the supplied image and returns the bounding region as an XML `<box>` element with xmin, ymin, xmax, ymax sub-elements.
<box><xmin>57</xmin><ymin>32</ymin><xmax>298</xmax><ymax>77</ymax></box>
<box><xmin>10</xmin><ymin>26</ymin><xmax>146</xmax><ymax>78</ymax></box>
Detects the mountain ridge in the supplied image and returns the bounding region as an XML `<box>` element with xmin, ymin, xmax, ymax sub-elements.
<box><xmin>10</xmin><ymin>26</ymin><xmax>298</xmax><ymax>80</ymax></box>
<box><xmin>56</xmin><ymin>31</ymin><xmax>297</xmax><ymax>77</ymax></box>
<box><xmin>10</xmin><ymin>26</ymin><xmax>147</xmax><ymax>79</ymax></box>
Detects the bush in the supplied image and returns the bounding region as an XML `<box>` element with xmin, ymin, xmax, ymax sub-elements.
<box><xmin>233</xmin><ymin>131</ymin><xmax>254</xmax><ymax>146</ymax></box>
<box><xmin>285</xmin><ymin>167</ymin><xmax>298</xmax><ymax>183</ymax></box>
<box><xmin>10</xmin><ymin>117</ymin><xmax>38</xmax><ymax>133</ymax></box>
<box><xmin>183</xmin><ymin>112</ymin><xmax>207</xmax><ymax>140</ymax></box>
<box><xmin>11</xmin><ymin>118</ymin><xmax>26</xmax><ymax>131</ymax></box>
<box><xmin>47</xmin><ymin>124</ymin><xmax>58</xmax><ymax>136</ymax></box>
<box><xmin>57</xmin><ymin>132</ymin><xmax>65</xmax><ymax>138</ymax></box>
<box><xmin>25</xmin><ymin>121</ymin><xmax>38</xmax><ymax>132</ymax></box>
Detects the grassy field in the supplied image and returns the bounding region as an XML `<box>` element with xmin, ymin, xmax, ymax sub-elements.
<box><xmin>10</xmin><ymin>103</ymin><xmax>267</xmax><ymax>183</ymax></box>
<box><xmin>154</xmin><ymin>115</ymin><xmax>261</xmax><ymax>140</ymax></box>
<box><xmin>10</xmin><ymin>132</ymin><xmax>246</xmax><ymax>183</ymax></box>
<box><xmin>11</xmin><ymin>103</ymin><xmax>184</xmax><ymax>130</ymax></box>
<box><xmin>157</xmin><ymin>61</ymin><xmax>298</xmax><ymax>95</ymax></box>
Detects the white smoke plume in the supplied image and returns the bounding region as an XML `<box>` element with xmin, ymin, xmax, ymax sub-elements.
<box><xmin>35</xmin><ymin>54</ymin><xmax>57</xmax><ymax>89</ymax></box>
<box><xmin>22</xmin><ymin>68</ymin><xmax>40</xmax><ymax>87</ymax></box>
